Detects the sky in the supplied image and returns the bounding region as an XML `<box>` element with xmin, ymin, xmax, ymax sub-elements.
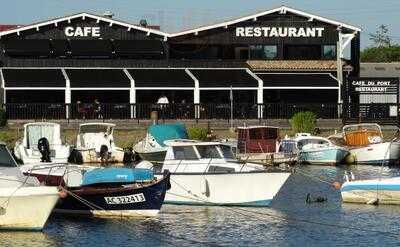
<box><xmin>0</xmin><ymin>0</ymin><xmax>399</xmax><ymax>48</ymax></box>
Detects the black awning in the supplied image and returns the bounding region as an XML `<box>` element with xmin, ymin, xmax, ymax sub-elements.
<box><xmin>3</xmin><ymin>39</ymin><xmax>51</xmax><ymax>57</ymax></box>
<box><xmin>69</xmin><ymin>40</ymin><xmax>113</xmax><ymax>57</ymax></box>
<box><xmin>3</xmin><ymin>69</ymin><xmax>65</xmax><ymax>87</ymax></box>
<box><xmin>128</xmin><ymin>69</ymin><xmax>194</xmax><ymax>87</ymax></box>
<box><xmin>66</xmin><ymin>69</ymin><xmax>130</xmax><ymax>87</ymax></box>
<box><xmin>189</xmin><ymin>69</ymin><xmax>258</xmax><ymax>88</ymax></box>
<box><xmin>51</xmin><ymin>39</ymin><xmax>69</xmax><ymax>57</ymax></box>
<box><xmin>257</xmin><ymin>73</ymin><xmax>339</xmax><ymax>88</ymax></box>
<box><xmin>113</xmin><ymin>40</ymin><xmax>164</xmax><ymax>57</ymax></box>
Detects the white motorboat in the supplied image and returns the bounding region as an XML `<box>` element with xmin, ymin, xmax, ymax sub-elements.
<box><xmin>14</xmin><ymin>122</ymin><xmax>71</xmax><ymax>164</ymax></box>
<box><xmin>279</xmin><ymin>133</ymin><xmax>352</xmax><ymax>165</ymax></box>
<box><xmin>329</xmin><ymin>123</ymin><xmax>400</xmax><ymax>165</ymax></box>
<box><xmin>133</xmin><ymin>123</ymin><xmax>188</xmax><ymax>163</ymax></box>
<box><xmin>70</xmin><ymin>123</ymin><xmax>127</xmax><ymax>164</ymax></box>
<box><xmin>341</xmin><ymin>172</ymin><xmax>400</xmax><ymax>205</ymax></box>
<box><xmin>0</xmin><ymin>142</ymin><xmax>59</xmax><ymax>230</ymax></box>
<box><xmin>137</xmin><ymin>139</ymin><xmax>291</xmax><ymax>206</ymax></box>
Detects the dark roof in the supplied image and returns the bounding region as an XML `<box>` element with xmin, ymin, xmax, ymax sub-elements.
<box><xmin>66</xmin><ymin>69</ymin><xmax>130</xmax><ymax>87</ymax></box>
<box><xmin>128</xmin><ymin>69</ymin><xmax>194</xmax><ymax>87</ymax></box>
<box><xmin>256</xmin><ymin>73</ymin><xmax>338</xmax><ymax>88</ymax></box>
<box><xmin>2</xmin><ymin>69</ymin><xmax>65</xmax><ymax>87</ymax></box>
<box><xmin>190</xmin><ymin>69</ymin><xmax>258</xmax><ymax>88</ymax></box>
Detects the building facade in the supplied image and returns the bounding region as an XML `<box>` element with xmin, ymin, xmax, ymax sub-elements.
<box><xmin>0</xmin><ymin>6</ymin><xmax>361</xmax><ymax>120</ymax></box>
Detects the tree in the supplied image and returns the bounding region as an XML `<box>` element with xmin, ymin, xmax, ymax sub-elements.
<box><xmin>361</xmin><ymin>45</ymin><xmax>400</xmax><ymax>62</ymax></box>
<box><xmin>369</xmin><ymin>25</ymin><xmax>391</xmax><ymax>47</ymax></box>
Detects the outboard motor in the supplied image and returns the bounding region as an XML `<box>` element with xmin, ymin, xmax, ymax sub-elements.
<box><xmin>99</xmin><ymin>145</ymin><xmax>110</xmax><ymax>163</ymax></box>
<box><xmin>38</xmin><ymin>137</ymin><xmax>51</xmax><ymax>162</ymax></box>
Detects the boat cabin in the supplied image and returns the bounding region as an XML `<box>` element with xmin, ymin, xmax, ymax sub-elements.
<box><xmin>237</xmin><ymin>126</ymin><xmax>279</xmax><ymax>153</ymax></box>
<box><xmin>162</xmin><ymin>140</ymin><xmax>261</xmax><ymax>173</ymax></box>
<box><xmin>278</xmin><ymin>133</ymin><xmax>330</xmax><ymax>154</ymax></box>
<box><xmin>343</xmin><ymin>123</ymin><xmax>383</xmax><ymax>147</ymax></box>
<box><xmin>77</xmin><ymin>122</ymin><xmax>116</xmax><ymax>151</ymax></box>
<box><xmin>22</xmin><ymin>122</ymin><xmax>63</xmax><ymax>151</ymax></box>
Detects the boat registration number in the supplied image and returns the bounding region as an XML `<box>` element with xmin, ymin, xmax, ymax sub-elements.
<box><xmin>104</xmin><ymin>193</ymin><xmax>146</xmax><ymax>204</ymax></box>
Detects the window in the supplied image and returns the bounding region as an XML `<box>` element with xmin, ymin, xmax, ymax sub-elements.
<box><xmin>219</xmin><ymin>145</ymin><xmax>235</xmax><ymax>159</ymax></box>
<box><xmin>0</xmin><ymin>146</ymin><xmax>17</xmax><ymax>167</ymax></box>
<box><xmin>249</xmin><ymin>45</ymin><xmax>277</xmax><ymax>59</ymax></box>
<box><xmin>284</xmin><ymin>45</ymin><xmax>321</xmax><ymax>60</ymax></box>
<box><xmin>323</xmin><ymin>45</ymin><xmax>336</xmax><ymax>59</ymax></box>
<box><xmin>249</xmin><ymin>128</ymin><xmax>263</xmax><ymax>139</ymax></box>
<box><xmin>173</xmin><ymin>146</ymin><xmax>198</xmax><ymax>160</ymax></box>
<box><xmin>196</xmin><ymin>145</ymin><xmax>221</xmax><ymax>159</ymax></box>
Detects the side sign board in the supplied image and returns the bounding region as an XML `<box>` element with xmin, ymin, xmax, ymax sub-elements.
<box><xmin>347</xmin><ymin>78</ymin><xmax>399</xmax><ymax>94</ymax></box>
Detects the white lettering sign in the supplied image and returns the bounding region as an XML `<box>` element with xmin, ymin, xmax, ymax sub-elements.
<box><xmin>351</xmin><ymin>80</ymin><xmax>393</xmax><ymax>92</ymax></box>
<box><xmin>235</xmin><ymin>27</ymin><xmax>324</xmax><ymax>37</ymax></box>
<box><xmin>64</xmin><ymin>26</ymin><xmax>101</xmax><ymax>37</ymax></box>
<box><xmin>104</xmin><ymin>193</ymin><xmax>146</xmax><ymax>205</ymax></box>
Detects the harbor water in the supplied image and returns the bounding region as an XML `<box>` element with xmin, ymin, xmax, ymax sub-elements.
<box><xmin>1</xmin><ymin>165</ymin><xmax>400</xmax><ymax>246</ymax></box>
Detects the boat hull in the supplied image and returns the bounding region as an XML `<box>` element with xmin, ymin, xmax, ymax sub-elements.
<box><xmin>14</xmin><ymin>145</ymin><xmax>70</xmax><ymax>165</ymax></box>
<box><xmin>55</xmin><ymin>174</ymin><xmax>170</xmax><ymax>217</ymax></box>
<box><xmin>349</xmin><ymin>141</ymin><xmax>400</xmax><ymax>165</ymax></box>
<box><xmin>0</xmin><ymin>186</ymin><xmax>59</xmax><ymax>230</ymax></box>
<box><xmin>299</xmin><ymin>147</ymin><xmax>350</xmax><ymax>165</ymax></box>
<box><xmin>156</xmin><ymin>171</ymin><xmax>290</xmax><ymax>206</ymax></box>
<box><xmin>341</xmin><ymin>178</ymin><xmax>400</xmax><ymax>205</ymax></box>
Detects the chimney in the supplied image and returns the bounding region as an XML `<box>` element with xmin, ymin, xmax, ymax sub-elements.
<box><xmin>103</xmin><ymin>11</ymin><xmax>114</xmax><ymax>18</ymax></box>
<box><xmin>139</xmin><ymin>19</ymin><xmax>148</xmax><ymax>27</ymax></box>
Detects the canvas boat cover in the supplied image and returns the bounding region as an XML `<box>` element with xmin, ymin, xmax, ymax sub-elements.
<box><xmin>82</xmin><ymin>168</ymin><xmax>154</xmax><ymax>186</ymax></box>
<box><xmin>148</xmin><ymin>123</ymin><xmax>188</xmax><ymax>147</ymax></box>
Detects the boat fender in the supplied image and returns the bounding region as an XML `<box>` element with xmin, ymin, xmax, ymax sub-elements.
<box><xmin>331</xmin><ymin>181</ymin><xmax>342</xmax><ymax>190</ymax></box>
<box><xmin>59</xmin><ymin>188</ymin><xmax>68</xmax><ymax>199</ymax></box>
<box><xmin>38</xmin><ymin>137</ymin><xmax>51</xmax><ymax>162</ymax></box>
<box><xmin>201</xmin><ymin>178</ymin><xmax>210</xmax><ymax>197</ymax></box>
<box><xmin>345</xmin><ymin>153</ymin><xmax>356</xmax><ymax>164</ymax></box>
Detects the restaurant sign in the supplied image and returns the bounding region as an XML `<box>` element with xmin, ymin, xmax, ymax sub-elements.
<box><xmin>348</xmin><ymin>78</ymin><xmax>399</xmax><ymax>94</ymax></box>
<box><xmin>235</xmin><ymin>27</ymin><xmax>324</xmax><ymax>38</ymax></box>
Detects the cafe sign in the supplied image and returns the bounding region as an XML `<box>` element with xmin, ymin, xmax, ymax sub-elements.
<box><xmin>64</xmin><ymin>26</ymin><xmax>101</xmax><ymax>37</ymax></box>
<box><xmin>235</xmin><ymin>27</ymin><xmax>324</xmax><ymax>38</ymax></box>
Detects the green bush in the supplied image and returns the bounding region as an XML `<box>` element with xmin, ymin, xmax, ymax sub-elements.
<box><xmin>290</xmin><ymin>111</ymin><xmax>317</xmax><ymax>134</ymax></box>
<box><xmin>187</xmin><ymin>126</ymin><xmax>209</xmax><ymax>141</ymax></box>
<box><xmin>0</xmin><ymin>108</ymin><xmax>6</xmax><ymax>127</ymax></box>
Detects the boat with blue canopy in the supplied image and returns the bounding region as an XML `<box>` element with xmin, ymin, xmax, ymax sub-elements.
<box><xmin>133</xmin><ymin>123</ymin><xmax>188</xmax><ymax>162</ymax></box>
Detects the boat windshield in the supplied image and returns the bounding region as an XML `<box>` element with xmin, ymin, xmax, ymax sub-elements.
<box><xmin>27</xmin><ymin>124</ymin><xmax>55</xmax><ymax>149</ymax></box>
<box><xmin>298</xmin><ymin>139</ymin><xmax>328</xmax><ymax>150</ymax></box>
<box><xmin>196</xmin><ymin>145</ymin><xmax>222</xmax><ymax>159</ymax></box>
<box><xmin>173</xmin><ymin>146</ymin><xmax>199</xmax><ymax>160</ymax></box>
<box><xmin>219</xmin><ymin>145</ymin><xmax>235</xmax><ymax>159</ymax></box>
<box><xmin>279</xmin><ymin>140</ymin><xmax>296</xmax><ymax>153</ymax></box>
<box><xmin>80</xmin><ymin>125</ymin><xmax>111</xmax><ymax>134</ymax></box>
<box><xmin>0</xmin><ymin>145</ymin><xmax>17</xmax><ymax>167</ymax></box>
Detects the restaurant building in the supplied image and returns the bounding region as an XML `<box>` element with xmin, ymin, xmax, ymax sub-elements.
<box><xmin>0</xmin><ymin>6</ymin><xmax>362</xmax><ymax>120</ymax></box>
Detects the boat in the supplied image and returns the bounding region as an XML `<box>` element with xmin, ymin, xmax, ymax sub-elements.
<box><xmin>14</xmin><ymin>122</ymin><xmax>71</xmax><ymax>164</ymax></box>
<box><xmin>328</xmin><ymin>123</ymin><xmax>400</xmax><ymax>165</ymax></box>
<box><xmin>136</xmin><ymin>139</ymin><xmax>291</xmax><ymax>206</ymax></box>
<box><xmin>341</xmin><ymin>173</ymin><xmax>400</xmax><ymax>205</ymax></box>
<box><xmin>133</xmin><ymin>123</ymin><xmax>188</xmax><ymax>163</ymax></box>
<box><xmin>69</xmin><ymin>123</ymin><xmax>128</xmax><ymax>164</ymax></box>
<box><xmin>236</xmin><ymin>126</ymin><xmax>281</xmax><ymax>163</ymax></box>
<box><xmin>21</xmin><ymin>164</ymin><xmax>171</xmax><ymax>217</ymax></box>
<box><xmin>0</xmin><ymin>142</ymin><xmax>59</xmax><ymax>230</ymax></box>
<box><xmin>279</xmin><ymin>133</ymin><xmax>352</xmax><ymax>165</ymax></box>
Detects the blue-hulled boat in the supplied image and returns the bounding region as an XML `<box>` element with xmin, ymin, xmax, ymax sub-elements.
<box><xmin>133</xmin><ymin>123</ymin><xmax>188</xmax><ymax>163</ymax></box>
<box><xmin>23</xmin><ymin>165</ymin><xmax>171</xmax><ymax>217</ymax></box>
<box><xmin>279</xmin><ymin>133</ymin><xmax>352</xmax><ymax>165</ymax></box>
